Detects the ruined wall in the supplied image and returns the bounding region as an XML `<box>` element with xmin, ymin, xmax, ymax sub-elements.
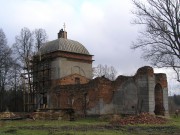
<box><xmin>48</xmin><ymin>77</ymin><xmax>113</xmax><ymax>116</ymax></box>
<box><xmin>113</xmin><ymin>77</ymin><xmax>138</xmax><ymax>114</ymax></box>
<box><xmin>48</xmin><ymin>66</ymin><xmax>169</xmax><ymax>116</ymax></box>
<box><xmin>155</xmin><ymin>73</ymin><xmax>169</xmax><ymax>116</ymax></box>
<box><xmin>96</xmin><ymin>77</ymin><xmax>114</xmax><ymax>115</ymax></box>
<box><xmin>49</xmin><ymin>83</ymin><xmax>98</xmax><ymax>116</ymax></box>
<box><xmin>135</xmin><ymin>66</ymin><xmax>154</xmax><ymax>114</ymax></box>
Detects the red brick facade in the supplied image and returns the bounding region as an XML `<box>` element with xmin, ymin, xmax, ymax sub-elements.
<box><xmin>47</xmin><ymin>66</ymin><xmax>168</xmax><ymax>116</ymax></box>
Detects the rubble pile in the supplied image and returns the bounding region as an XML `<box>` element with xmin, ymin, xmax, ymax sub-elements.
<box><xmin>0</xmin><ymin>111</ymin><xmax>15</xmax><ymax>119</ymax></box>
<box><xmin>110</xmin><ymin>113</ymin><xmax>167</xmax><ymax>125</ymax></box>
<box><xmin>0</xmin><ymin>110</ymin><xmax>21</xmax><ymax>120</ymax></box>
<box><xmin>0</xmin><ymin>109</ymin><xmax>22</xmax><ymax>120</ymax></box>
<box><xmin>30</xmin><ymin>111</ymin><xmax>64</xmax><ymax>120</ymax></box>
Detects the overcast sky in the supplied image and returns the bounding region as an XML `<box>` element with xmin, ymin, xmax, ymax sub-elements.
<box><xmin>0</xmin><ymin>0</ymin><xmax>179</xmax><ymax>95</ymax></box>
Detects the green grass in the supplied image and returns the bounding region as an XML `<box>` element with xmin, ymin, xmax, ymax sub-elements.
<box><xmin>0</xmin><ymin>116</ymin><xmax>180</xmax><ymax>135</ymax></box>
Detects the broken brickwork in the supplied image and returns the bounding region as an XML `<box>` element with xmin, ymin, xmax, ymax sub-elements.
<box><xmin>47</xmin><ymin>66</ymin><xmax>169</xmax><ymax>116</ymax></box>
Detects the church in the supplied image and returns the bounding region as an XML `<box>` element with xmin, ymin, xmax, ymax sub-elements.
<box><xmin>32</xmin><ymin>28</ymin><xmax>169</xmax><ymax>118</ymax></box>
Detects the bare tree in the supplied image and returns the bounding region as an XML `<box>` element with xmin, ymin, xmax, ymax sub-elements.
<box><xmin>131</xmin><ymin>0</ymin><xmax>180</xmax><ymax>82</ymax></box>
<box><xmin>34</xmin><ymin>28</ymin><xmax>47</xmax><ymax>51</ymax></box>
<box><xmin>0</xmin><ymin>28</ymin><xmax>13</xmax><ymax>111</ymax></box>
<box><xmin>109</xmin><ymin>66</ymin><xmax>118</xmax><ymax>81</ymax></box>
<box><xmin>13</xmin><ymin>27</ymin><xmax>34</xmax><ymax>100</ymax></box>
<box><xmin>0</xmin><ymin>29</ymin><xmax>12</xmax><ymax>70</ymax></box>
<box><xmin>9</xmin><ymin>58</ymin><xmax>22</xmax><ymax>111</ymax></box>
<box><xmin>93</xmin><ymin>64</ymin><xmax>117</xmax><ymax>80</ymax></box>
<box><xmin>0</xmin><ymin>27</ymin><xmax>48</xmax><ymax>112</ymax></box>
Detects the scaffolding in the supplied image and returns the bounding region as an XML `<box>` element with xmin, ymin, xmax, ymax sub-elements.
<box><xmin>22</xmin><ymin>54</ymin><xmax>52</xmax><ymax>112</ymax></box>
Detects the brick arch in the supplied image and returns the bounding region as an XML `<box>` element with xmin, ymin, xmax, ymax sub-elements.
<box><xmin>154</xmin><ymin>83</ymin><xmax>165</xmax><ymax>115</ymax></box>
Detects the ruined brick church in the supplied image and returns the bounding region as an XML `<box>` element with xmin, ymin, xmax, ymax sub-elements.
<box><xmin>32</xmin><ymin>29</ymin><xmax>169</xmax><ymax>117</ymax></box>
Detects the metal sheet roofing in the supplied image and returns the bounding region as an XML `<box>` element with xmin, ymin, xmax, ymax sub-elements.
<box><xmin>39</xmin><ymin>38</ymin><xmax>90</xmax><ymax>55</ymax></box>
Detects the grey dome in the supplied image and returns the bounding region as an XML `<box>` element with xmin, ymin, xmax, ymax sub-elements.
<box><xmin>39</xmin><ymin>38</ymin><xmax>90</xmax><ymax>55</ymax></box>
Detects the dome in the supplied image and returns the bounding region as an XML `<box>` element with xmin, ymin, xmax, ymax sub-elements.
<box><xmin>39</xmin><ymin>38</ymin><xmax>90</xmax><ymax>55</ymax></box>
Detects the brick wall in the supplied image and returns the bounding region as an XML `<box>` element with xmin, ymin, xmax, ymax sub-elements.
<box><xmin>51</xmin><ymin>74</ymin><xmax>90</xmax><ymax>86</ymax></box>
<box><xmin>47</xmin><ymin>66</ymin><xmax>168</xmax><ymax>116</ymax></box>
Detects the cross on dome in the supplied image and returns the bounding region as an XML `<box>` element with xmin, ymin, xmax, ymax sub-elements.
<box><xmin>63</xmin><ymin>23</ymin><xmax>66</xmax><ymax>31</ymax></box>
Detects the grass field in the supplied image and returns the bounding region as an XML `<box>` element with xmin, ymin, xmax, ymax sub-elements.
<box><xmin>0</xmin><ymin>116</ymin><xmax>180</xmax><ymax>135</ymax></box>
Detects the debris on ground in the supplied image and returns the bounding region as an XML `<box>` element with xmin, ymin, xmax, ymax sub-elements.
<box><xmin>0</xmin><ymin>110</ymin><xmax>22</xmax><ymax>120</ymax></box>
<box><xmin>110</xmin><ymin>113</ymin><xmax>167</xmax><ymax>125</ymax></box>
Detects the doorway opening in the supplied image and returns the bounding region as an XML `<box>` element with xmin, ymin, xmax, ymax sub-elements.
<box><xmin>154</xmin><ymin>83</ymin><xmax>164</xmax><ymax>115</ymax></box>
